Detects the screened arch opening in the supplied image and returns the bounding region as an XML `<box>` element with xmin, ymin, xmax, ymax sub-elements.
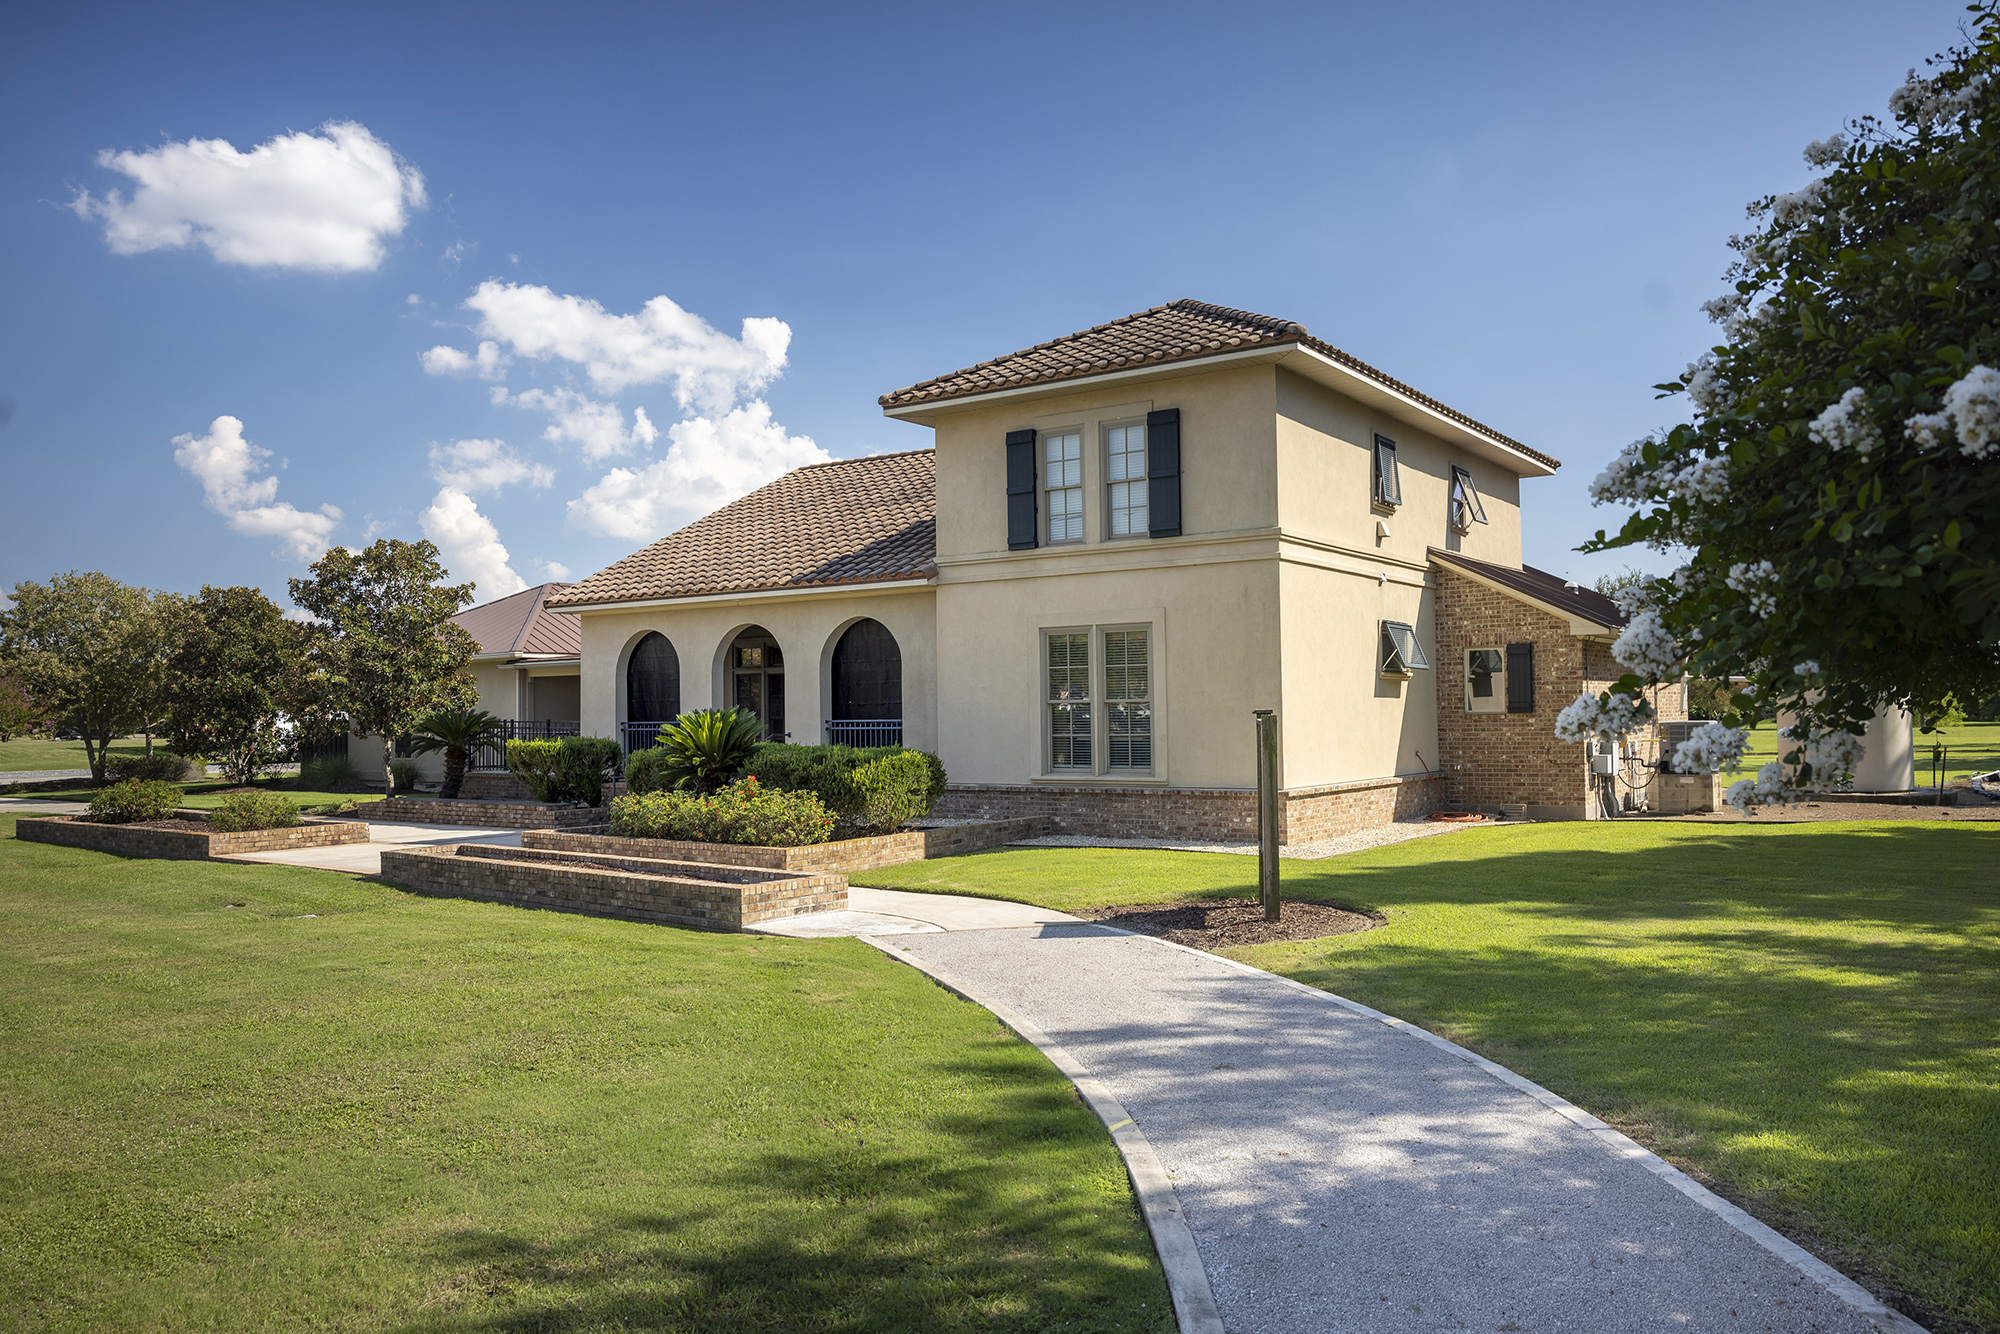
<box><xmin>624</xmin><ymin>633</ymin><xmax>681</xmax><ymax>753</ymax></box>
<box><xmin>828</xmin><ymin>619</ymin><xmax>902</xmax><ymax>747</ymax></box>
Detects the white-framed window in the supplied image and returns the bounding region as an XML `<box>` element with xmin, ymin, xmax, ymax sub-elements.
<box><xmin>1045</xmin><ymin>431</ymin><xmax>1083</xmax><ymax>543</ymax></box>
<box><xmin>1104</xmin><ymin>628</ymin><xmax>1152</xmax><ymax>769</ymax></box>
<box><xmin>1465</xmin><ymin>647</ymin><xmax>1505</xmax><ymax>713</ymax></box>
<box><xmin>1450</xmin><ymin>465</ymin><xmax>1488</xmax><ymax>532</ymax></box>
<box><xmin>1043</xmin><ymin>624</ymin><xmax>1156</xmax><ymax>775</ymax></box>
<box><xmin>1379</xmin><ymin>620</ymin><xmax>1429</xmax><ymax>677</ymax></box>
<box><xmin>1046</xmin><ymin>631</ymin><xmax>1092</xmax><ymax>769</ymax></box>
<box><xmin>1373</xmin><ymin>435</ymin><xmax>1402</xmax><ymax>509</ymax></box>
<box><xmin>1106</xmin><ymin>423</ymin><xmax>1148</xmax><ymax>537</ymax></box>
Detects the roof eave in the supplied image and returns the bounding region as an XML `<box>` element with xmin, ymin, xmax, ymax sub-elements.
<box><xmin>549</xmin><ymin>574</ymin><xmax>936</xmax><ymax>616</ymax></box>
<box><xmin>880</xmin><ymin>344</ymin><xmax>1294</xmax><ymax>425</ymax></box>
<box><xmin>1430</xmin><ymin>551</ymin><xmax>1621</xmax><ymax>636</ymax></box>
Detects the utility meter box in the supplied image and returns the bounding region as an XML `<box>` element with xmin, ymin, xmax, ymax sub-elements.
<box><xmin>1653</xmin><ymin>771</ymin><xmax>1720</xmax><ymax>815</ymax></box>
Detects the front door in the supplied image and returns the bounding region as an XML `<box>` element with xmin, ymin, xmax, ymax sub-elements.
<box><xmin>733</xmin><ymin>664</ymin><xmax>786</xmax><ymax>740</ymax></box>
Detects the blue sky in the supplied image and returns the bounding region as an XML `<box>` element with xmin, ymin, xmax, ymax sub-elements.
<box><xmin>0</xmin><ymin>0</ymin><xmax>1967</xmax><ymax>609</ymax></box>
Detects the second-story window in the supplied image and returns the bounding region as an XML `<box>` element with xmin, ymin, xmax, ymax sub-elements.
<box><xmin>1046</xmin><ymin>431</ymin><xmax>1083</xmax><ymax>543</ymax></box>
<box><xmin>1373</xmin><ymin>435</ymin><xmax>1402</xmax><ymax>509</ymax></box>
<box><xmin>1450</xmin><ymin>466</ymin><xmax>1488</xmax><ymax>532</ymax></box>
<box><xmin>1106</xmin><ymin>424</ymin><xmax>1148</xmax><ymax>537</ymax></box>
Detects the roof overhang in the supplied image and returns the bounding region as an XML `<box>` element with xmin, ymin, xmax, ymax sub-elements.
<box><xmin>882</xmin><ymin>343</ymin><xmax>1556</xmax><ymax>479</ymax></box>
<box><xmin>1431</xmin><ymin>555</ymin><xmax>1620</xmax><ymax>637</ymax></box>
<box><xmin>553</xmin><ymin>576</ymin><xmax>935</xmax><ymax>616</ymax></box>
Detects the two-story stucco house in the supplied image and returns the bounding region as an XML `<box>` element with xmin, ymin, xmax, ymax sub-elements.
<box><xmin>549</xmin><ymin>300</ymin><xmax>1683</xmax><ymax>838</ymax></box>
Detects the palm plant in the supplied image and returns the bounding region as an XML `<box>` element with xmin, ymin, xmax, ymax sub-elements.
<box><xmin>406</xmin><ymin>707</ymin><xmax>504</xmax><ymax>799</ymax></box>
<box><xmin>654</xmin><ymin>708</ymin><xmax>765</xmax><ymax>794</ymax></box>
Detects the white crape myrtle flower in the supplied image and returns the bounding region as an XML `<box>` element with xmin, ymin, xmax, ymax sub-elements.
<box><xmin>1589</xmin><ymin>438</ymin><xmax>1649</xmax><ymax>505</ymax></box>
<box><xmin>1671</xmin><ymin>722</ymin><xmax>1750</xmax><ymax>775</ymax></box>
<box><xmin>1725</xmin><ymin>762</ymin><xmax>1795</xmax><ymax>812</ymax></box>
<box><xmin>1800</xmin><ymin>731</ymin><xmax>1866</xmax><ymax>790</ymax></box>
<box><xmin>1794</xmin><ymin>660</ymin><xmax>1820</xmax><ymax>677</ymax></box>
<box><xmin>1726</xmin><ymin>560</ymin><xmax>1779</xmax><ymax>618</ymax></box>
<box><xmin>1769</xmin><ymin>179</ymin><xmax>1826</xmax><ymax>229</ymax></box>
<box><xmin>1890</xmin><ymin>70</ymin><xmax>1990</xmax><ymax>129</ymax></box>
<box><xmin>1906</xmin><ymin>411</ymin><xmax>1951</xmax><ymax>449</ymax></box>
<box><xmin>1940</xmin><ymin>364</ymin><xmax>2000</xmax><ymax>459</ymax></box>
<box><xmin>1700</xmin><ymin>292</ymin><xmax>1748</xmax><ymax>324</ymax></box>
<box><xmin>1612</xmin><ymin>609</ymin><xmax>1679</xmax><ymax>678</ymax></box>
<box><xmin>1802</xmin><ymin>134</ymin><xmax>1847</xmax><ymax>167</ymax></box>
<box><xmin>1807</xmin><ymin>387</ymin><xmax>1882</xmax><ymax>454</ymax></box>
<box><xmin>1668</xmin><ymin>453</ymin><xmax>1730</xmax><ymax>503</ymax></box>
<box><xmin>1683</xmin><ymin>354</ymin><xmax>1734</xmax><ymax>415</ymax></box>
<box><xmin>1612</xmin><ymin>581</ymin><xmax>1656</xmax><ymax>618</ymax></box>
<box><xmin>1554</xmin><ymin>691</ymin><xmax>1649</xmax><ymax>745</ymax></box>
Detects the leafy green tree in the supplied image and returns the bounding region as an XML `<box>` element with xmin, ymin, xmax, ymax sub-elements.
<box><xmin>407</xmin><ymin>707</ymin><xmax>504</xmax><ymax>799</ymax></box>
<box><xmin>0</xmin><ymin>674</ymin><xmax>49</xmax><ymax>742</ymax></box>
<box><xmin>288</xmin><ymin>539</ymin><xmax>479</xmax><ymax>793</ymax></box>
<box><xmin>164</xmin><ymin>586</ymin><xmax>298</xmax><ymax>785</ymax></box>
<box><xmin>1570</xmin><ymin>10</ymin><xmax>2000</xmax><ymax>804</ymax></box>
<box><xmin>0</xmin><ymin>572</ymin><xmax>155</xmax><ymax>781</ymax></box>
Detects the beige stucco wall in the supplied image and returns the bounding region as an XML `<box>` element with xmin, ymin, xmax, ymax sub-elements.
<box><xmin>1275</xmin><ymin>558</ymin><xmax>1439</xmax><ymax>790</ymax></box>
<box><xmin>930</xmin><ymin>363</ymin><xmax>1280</xmax><ymax>557</ymax></box>
<box><xmin>1275</xmin><ymin>368</ymin><xmax>1522</xmax><ymax>570</ymax></box>
<box><xmin>468</xmin><ymin>661</ymin><xmax>518</xmax><ymax>719</ymax></box>
<box><xmin>577</xmin><ymin>587</ymin><xmax>938</xmax><ymax>749</ymax></box>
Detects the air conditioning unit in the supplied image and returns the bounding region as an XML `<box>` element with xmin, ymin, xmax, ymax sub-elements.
<box><xmin>1663</xmin><ymin>720</ymin><xmax>1705</xmax><ymax>750</ymax></box>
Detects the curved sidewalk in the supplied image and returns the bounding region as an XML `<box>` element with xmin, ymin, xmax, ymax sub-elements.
<box><xmin>882</xmin><ymin>922</ymin><xmax>1921</xmax><ymax>1334</ymax></box>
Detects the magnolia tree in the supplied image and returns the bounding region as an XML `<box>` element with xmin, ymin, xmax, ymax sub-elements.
<box><xmin>1567</xmin><ymin>10</ymin><xmax>2000</xmax><ymax>809</ymax></box>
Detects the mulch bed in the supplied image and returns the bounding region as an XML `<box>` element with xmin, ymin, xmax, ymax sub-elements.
<box><xmin>1077</xmin><ymin>897</ymin><xmax>1383</xmax><ymax>948</ymax></box>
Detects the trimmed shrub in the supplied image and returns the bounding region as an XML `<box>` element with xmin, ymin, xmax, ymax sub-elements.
<box><xmin>609</xmin><ymin>776</ymin><xmax>835</xmax><ymax>846</ymax></box>
<box><xmin>300</xmin><ymin>754</ymin><xmax>365</xmax><ymax>790</ymax></box>
<box><xmin>209</xmin><ymin>791</ymin><xmax>302</xmax><ymax>832</ymax></box>
<box><xmin>106</xmin><ymin>753</ymin><xmax>197</xmax><ymax>783</ymax></box>
<box><xmin>88</xmin><ymin>780</ymin><xmax>181</xmax><ymax>824</ymax></box>
<box><xmin>742</xmin><ymin>742</ymin><xmax>867</xmax><ymax>819</ymax></box>
<box><xmin>388</xmin><ymin>758</ymin><xmax>424</xmax><ymax>793</ymax></box>
<box><xmin>624</xmin><ymin>745</ymin><xmax>676</xmax><ymax>795</ymax></box>
<box><xmin>848</xmin><ymin>749</ymin><xmax>936</xmax><ymax>832</ymax></box>
<box><xmin>507</xmin><ymin>739</ymin><xmax>567</xmax><ymax>801</ymax></box>
<box><xmin>508</xmin><ymin>736</ymin><xmax>621</xmax><ymax>804</ymax></box>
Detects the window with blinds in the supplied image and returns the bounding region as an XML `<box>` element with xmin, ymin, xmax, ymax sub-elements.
<box><xmin>1104</xmin><ymin>629</ymin><xmax>1152</xmax><ymax>769</ymax></box>
<box><xmin>1046</xmin><ymin>631</ymin><xmax>1092</xmax><ymax>769</ymax></box>
<box><xmin>1045</xmin><ymin>432</ymin><xmax>1083</xmax><ymax>543</ymax></box>
<box><xmin>1106</xmin><ymin>424</ymin><xmax>1148</xmax><ymax>537</ymax></box>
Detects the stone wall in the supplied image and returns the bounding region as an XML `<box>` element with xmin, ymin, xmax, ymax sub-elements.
<box><xmin>363</xmin><ymin>797</ymin><xmax>605</xmax><ymax>829</ymax></box>
<box><xmin>378</xmin><ymin>843</ymin><xmax>845</xmax><ymax>930</ymax></box>
<box><xmin>16</xmin><ymin>812</ymin><xmax>369</xmax><ymax>860</ymax></box>
<box><xmin>458</xmin><ymin>772</ymin><xmax>536</xmax><ymax>802</ymax></box>
<box><xmin>522</xmin><ymin>816</ymin><xmax>1053</xmax><ymax>874</ymax></box>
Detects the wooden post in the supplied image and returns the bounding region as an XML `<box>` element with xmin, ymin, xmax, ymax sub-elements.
<box><xmin>1255</xmin><ymin>709</ymin><xmax>1280</xmax><ymax>922</ymax></box>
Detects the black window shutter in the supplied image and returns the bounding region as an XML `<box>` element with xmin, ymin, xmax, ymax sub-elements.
<box><xmin>1005</xmin><ymin>429</ymin><xmax>1037</xmax><ymax>550</ymax></box>
<box><xmin>1146</xmin><ymin>408</ymin><xmax>1181</xmax><ymax>537</ymax></box>
<box><xmin>1506</xmin><ymin>642</ymin><xmax>1535</xmax><ymax>713</ymax></box>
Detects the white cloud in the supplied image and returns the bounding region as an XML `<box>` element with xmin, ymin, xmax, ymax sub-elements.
<box><xmin>567</xmin><ymin>401</ymin><xmax>830</xmax><ymax>541</ymax></box>
<box><xmin>173</xmin><ymin>416</ymin><xmax>341</xmax><ymax>562</ymax></box>
<box><xmin>496</xmin><ymin>386</ymin><xmax>657</xmax><ymax>460</ymax></box>
<box><xmin>405</xmin><ymin>293</ymin><xmax>423</xmax><ymax>305</ymax></box>
<box><xmin>462</xmin><ymin>281</ymin><xmax>789</xmax><ymax>410</ymax></box>
<box><xmin>419</xmin><ymin>487</ymin><xmax>527</xmax><ymax>602</ymax></box>
<box><xmin>540</xmin><ymin>560</ymin><xmax>572</xmax><ymax>581</ymax></box>
<box><xmin>428</xmin><ymin>438</ymin><xmax>553</xmax><ymax>494</ymax></box>
<box><xmin>420</xmin><ymin>339</ymin><xmax>506</xmax><ymax>379</ymax></box>
<box><xmin>71</xmin><ymin>121</ymin><xmax>424</xmax><ymax>272</ymax></box>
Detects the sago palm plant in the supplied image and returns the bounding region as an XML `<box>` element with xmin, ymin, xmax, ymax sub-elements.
<box><xmin>654</xmin><ymin>708</ymin><xmax>765</xmax><ymax>794</ymax></box>
<box><xmin>407</xmin><ymin>707</ymin><xmax>505</xmax><ymax>799</ymax></box>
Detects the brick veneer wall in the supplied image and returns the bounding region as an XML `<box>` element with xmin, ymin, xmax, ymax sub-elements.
<box><xmin>1282</xmin><ymin>776</ymin><xmax>1438</xmax><ymax>841</ymax></box>
<box><xmin>17</xmin><ymin>812</ymin><xmax>370</xmax><ymax>860</ymax></box>
<box><xmin>522</xmin><ymin>816</ymin><xmax>1054</xmax><ymax>874</ymax></box>
<box><xmin>364</xmin><ymin>797</ymin><xmax>605</xmax><ymax>829</ymax></box>
<box><xmin>933</xmin><ymin>781</ymin><xmax>1435</xmax><ymax>845</ymax></box>
<box><xmin>459</xmin><ymin>772</ymin><xmax>536</xmax><ymax>801</ymax></box>
<box><xmin>379</xmin><ymin>843</ymin><xmax>846</xmax><ymax>930</ymax></box>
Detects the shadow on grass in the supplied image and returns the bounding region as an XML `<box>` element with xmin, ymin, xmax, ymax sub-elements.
<box><xmin>397</xmin><ymin>1067</ymin><xmax>1173</xmax><ymax>1334</ymax></box>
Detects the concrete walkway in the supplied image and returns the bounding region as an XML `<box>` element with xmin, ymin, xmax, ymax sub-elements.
<box><xmin>220</xmin><ymin>821</ymin><xmax>523</xmax><ymax>874</ymax></box>
<box><xmin>884</xmin><ymin>923</ymin><xmax>1920</xmax><ymax>1334</ymax></box>
<box><xmin>0</xmin><ymin>769</ymin><xmax>94</xmax><ymax>784</ymax></box>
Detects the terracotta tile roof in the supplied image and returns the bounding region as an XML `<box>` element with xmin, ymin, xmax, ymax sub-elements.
<box><xmin>1429</xmin><ymin>548</ymin><xmax>1627</xmax><ymax>631</ymax></box>
<box><xmin>451</xmin><ymin>582</ymin><xmax>582</xmax><ymax>657</ymax></box>
<box><xmin>880</xmin><ymin>298</ymin><xmax>1558</xmax><ymax>471</ymax></box>
<box><xmin>548</xmin><ymin>451</ymin><xmax>936</xmax><ymax>608</ymax></box>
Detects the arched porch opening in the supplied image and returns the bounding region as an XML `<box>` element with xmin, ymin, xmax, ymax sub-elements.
<box><xmin>623</xmin><ymin>631</ymin><xmax>681</xmax><ymax>754</ymax></box>
<box><xmin>827</xmin><ymin>618</ymin><xmax>902</xmax><ymax>748</ymax></box>
<box><xmin>727</xmin><ymin>625</ymin><xmax>787</xmax><ymax>741</ymax></box>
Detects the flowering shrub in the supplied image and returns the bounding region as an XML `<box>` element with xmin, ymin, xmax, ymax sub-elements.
<box><xmin>87</xmin><ymin>780</ymin><xmax>181</xmax><ymax>824</ymax></box>
<box><xmin>208</xmin><ymin>791</ymin><xmax>302</xmax><ymax>832</ymax></box>
<box><xmin>608</xmin><ymin>776</ymin><xmax>835</xmax><ymax>847</ymax></box>
<box><xmin>1573</xmin><ymin>10</ymin><xmax>2000</xmax><ymax>779</ymax></box>
<box><xmin>1670</xmin><ymin>722</ymin><xmax>1750</xmax><ymax>775</ymax></box>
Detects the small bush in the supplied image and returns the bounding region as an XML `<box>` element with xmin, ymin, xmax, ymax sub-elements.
<box><xmin>105</xmin><ymin>753</ymin><xmax>197</xmax><ymax>783</ymax></box>
<box><xmin>388</xmin><ymin>757</ymin><xmax>424</xmax><ymax>793</ymax></box>
<box><xmin>298</xmin><ymin>800</ymin><xmax>360</xmax><ymax>816</ymax></box>
<box><xmin>507</xmin><ymin>739</ymin><xmax>566</xmax><ymax>801</ymax></box>
<box><xmin>743</xmin><ymin>742</ymin><xmax>867</xmax><ymax>818</ymax></box>
<box><xmin>848</xmin><ymin>749</ymin><xmax>936</xmax><ymax>832</ymax></box>
<box><xmin>300</xmin><ymin>754</ymin><xmax>364</xmax><ymax>790</ymax></box>
<box><xmin>88</xmin><ymin>780</ymin><xmax>181</xmax><ymax>824</ymax></box>
<box><xmin>509</xmin><ymin>736</ymin><xmax>621</xmax><ymax>804</ymax></box>
<box><xmin>609</xmin><ymin>776</ymin><xmax>834</xmax><ymax>846</ymax></box>
<box><xmin>624</xmin><ymin>745</ymin><xmax>676</xmax><ymax>795</ymax></box>
<box><xmin>209</xmin><ymin>791</ymin><xmax>302</xmax><ymax>832</ymax></box>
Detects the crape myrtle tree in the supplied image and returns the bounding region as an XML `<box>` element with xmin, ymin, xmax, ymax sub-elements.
<box><xmin>288</xmin><ymin>539</ymin><xmax>480</xmax><ymax>794</ymax></box>
<box><xmin>1567</xmin><ymin>7</ymin><xmax>2000</xmax><ymax>809</ymax></box>
<box><xmin>0</xmin><ymin>572</ymin><xmax>163</xmax><ymax>782</ymax></box>
<box><xmin>165</xmin><ymin>586</ymin><xmax>299</xmax><ymax>785</ymax></box>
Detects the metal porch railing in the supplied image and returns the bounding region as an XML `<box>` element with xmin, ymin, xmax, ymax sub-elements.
<box><xmin>824</xmin><ymin>719</ymin><xmax>902</xmax><ymax>748</ymax></box>
<box><xmin>470</xmin><ymin>719</ymin><xmax>582</xmax><ymax>770</ymax></box>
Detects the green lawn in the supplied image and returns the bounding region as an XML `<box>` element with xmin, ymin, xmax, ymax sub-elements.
<box><xmin>10</xmin><ymin>779</ymin><xmax>384</xmax><ymax>810</ymax></box>
<box><xmin>0</xmin><ymin>735</ymin><xmax>165</xmax><ymax>773</ymax></box>
<box><xmin>1738</xmin><ymin>717</ymin><xmax>2000</xmax><ymax>784</ymax></box>
<box><xmin>855</xmin><ymin>824</ymin><xmax>2000</xmax><ymax>1330</ymax></box>
<box><xmin>0</xmin><ymin>816</ymin><xmax>1170</xmax><ymax>1333</ymax></box>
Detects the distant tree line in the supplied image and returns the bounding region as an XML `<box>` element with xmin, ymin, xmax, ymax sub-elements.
<box><xmin>0</xmin><ymin>539</ymin><xmax>479</xmax><ymax>789</ymax></box>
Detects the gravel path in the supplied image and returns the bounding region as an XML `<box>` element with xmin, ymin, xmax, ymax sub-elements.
<box><xmin>1011</xmin><ymin>815</ymin><xmax>1512</xmax><ymax>860</ymax></box>
<box><xmin>891</xmin><ymin>926</ymin><xmax>1915</xmax><ymax>1334</ymax></box>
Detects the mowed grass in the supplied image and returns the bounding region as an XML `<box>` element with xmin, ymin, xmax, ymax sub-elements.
<box><xmin>0</xmin><ymin>816</ymin><xmax>1170</xmax><ymax>1333</ymax></box>
<box><xmin>855</xmin><ymin>823</ymin><xmax>2000</xmax><ymax>1329</ymax></box>
<box><xmin>1738</xmin><ymin>717</ymin><xmax>2000</xmax><ymax>784</ymax></box>
<box><xmin>14</xmin><ymin>781</ymin><xmax>384</xmax><ymax>810</ymax></box>
<box><xmin>0</xmin><ymin>735</ymin><xmax>162</xmax><ymax>773</ymax></box>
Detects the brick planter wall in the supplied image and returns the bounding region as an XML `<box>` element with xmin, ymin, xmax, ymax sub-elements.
<box><xmin>458</xmin><ymin>772</ymin><xmax>536</xmax><ymax>802</ymax></box>
<box><xmin>1281</xmin><ymin>776</ymin><xmax>1439</xmax><ymax>842</ymax></box>
<box><xmin>521</xmin><ymin>816</ymin><xmax>1052</xmax><ymax>874</ymax></box>
<box><xmin>16</xmin><ymin>811</ymin><xmax>369</xmax><ymax>860</ymax></box>
<box><xmin>362</xmin><ymin>797</ymin><xmax>606</xmax><ymax>829</ymax></box>
<box><xmin>936</xmin><ymin>784</ymin><xmax>1261</xmax><ymax>841</ymax></box>
<box><xmin>378</xmin><ymin>843</ymin><xmax>845</xmax><ymax>930</ymax></box>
